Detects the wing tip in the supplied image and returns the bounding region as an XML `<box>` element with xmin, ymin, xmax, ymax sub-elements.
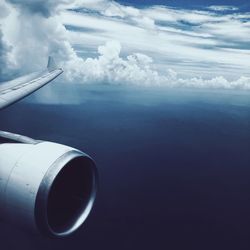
<box><xmin>47</xmin><ymin>56</ymin><xmax>57</xmax><ymax>72</ymax></box>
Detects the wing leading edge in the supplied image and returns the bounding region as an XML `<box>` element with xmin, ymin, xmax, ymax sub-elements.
<box><xmin>0</xmin><ymin>57</ymin><xmax>63</xmax><ymax>110</ymax></box>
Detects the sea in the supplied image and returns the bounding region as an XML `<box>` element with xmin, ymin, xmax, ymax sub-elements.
<box><xmin>0</xmin><ymin>83</ymin><xmax>250</xmax><ymax>250</ymax></box>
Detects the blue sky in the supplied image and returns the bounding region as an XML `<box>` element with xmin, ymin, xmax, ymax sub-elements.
<box><xmin>1</xmin><ymin>0</ymin><xmax>250</xmax><ymax>89</ymax></box>
<box><xmin>117</xmin><ymin>0</ymin><xmax>250</xmax><ymax>9</ymax></box>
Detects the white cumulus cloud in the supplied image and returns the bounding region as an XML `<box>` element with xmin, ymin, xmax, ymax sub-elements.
<box><xmin>65</xmin><ymin>40</ymin><xmax>250</xmax><ymax>90</ymax></box>
<box><xmin>0</xmin><ymin>0</ymin><xmax>250</xmax><ymax>90</ymax></box>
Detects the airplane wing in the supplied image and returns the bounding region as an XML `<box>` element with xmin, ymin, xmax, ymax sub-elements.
<box><xmin>0</xmin><ymin>56</ymin><xmax>63</xmax><ymax>110</ymax></box>
<box><xmin>0</xmin><ymin>56</ymin><xmax>97</xmax><ymax>238</ymax></box>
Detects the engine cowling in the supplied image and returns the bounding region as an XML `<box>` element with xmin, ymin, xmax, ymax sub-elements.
<box><xmin>0</xmin><ymin>141</ymin><xmax>97</xmax><ymax>238</ymax></box>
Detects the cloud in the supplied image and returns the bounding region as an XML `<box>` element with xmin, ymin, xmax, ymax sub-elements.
<box><xmin>0</xmin><ymin>1</ymin><xmax>13</xmax><ymax>80</ymax></box>
<box><xmin>0</xmin><ymin>0</ymin><xmax>11</xmax><ymax>18</ymax></box>
<box><xmin>0</xmin><ymin>0</ymin><xmax>79</xmax><ymax>76</ymax></box>
<box><xmin>0</xmin><ymin>29</ymin><xmax>12</xmax><ymax>80</ymax></box>
<box><xmin>6</xmin><ymin>0</ymin><xmax>73</xmax><ymax>17</ymax></box>
<box><xmin>207</xmin><ymin>5</ymin><xmax>239</xmax><ymax>12</ymax></box>
<box><xmin>0</xmin><ymin>0</ymin><xmax>250</xmax><ymax>90</ymax></box>
<box><xmin>62</xmin><ymin>5</ymin><xmax>250</xmax><ymax>79</ymax></box>
<box><xmin>67</xmin><ymin>40</ymin><xmax>162</xmax><ymax>85</ymax></box>
<box><xmin>63</xmin><ymin>40</ymin><xmax>250</xmax><ymax>90</ymax></box>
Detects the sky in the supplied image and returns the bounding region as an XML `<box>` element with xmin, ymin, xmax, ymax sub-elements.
<box><xmin>117</xmin><ymin>0</ymin><xmax>250</xmax><ymax>10</ymax></box>
<box><xmin>0</xmin><ymin>0</ymin><xmax>250</xmax><ymax>89</ymax></box>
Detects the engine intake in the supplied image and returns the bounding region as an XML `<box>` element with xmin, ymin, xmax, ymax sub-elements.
<box><xmin>0</xmin><ymin>141</ymin><xmax>97</xmax><ymax>238</ymax></box>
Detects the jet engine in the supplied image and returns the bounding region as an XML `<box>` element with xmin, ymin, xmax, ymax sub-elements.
<box><xmin>0</xmin><ymin>131</ymin><xmax>97</xmax><ymax>238</ymax></box>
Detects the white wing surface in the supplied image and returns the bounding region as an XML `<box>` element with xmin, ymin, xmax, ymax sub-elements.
<box><xmin>0</xmin><ymin>57</ymin><xmax>63</xmax><ymax>110</ymax></box>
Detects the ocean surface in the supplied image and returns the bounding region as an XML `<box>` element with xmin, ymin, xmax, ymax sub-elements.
<box><xmin>0</xmin><ymin>83</ymin><xmax>250</xmax><ymax>250</ymax></box>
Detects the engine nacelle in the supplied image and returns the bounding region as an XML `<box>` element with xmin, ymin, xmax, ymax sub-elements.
<box><xmin>0</xmin><ymin>141</ymin><xmax>97</xmax><ymax>238</ymax></box>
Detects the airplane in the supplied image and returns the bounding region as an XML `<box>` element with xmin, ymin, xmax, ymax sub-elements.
<box><xmin>0</xmin><ymin>57</ymin><xmax>98</xmax><ymax>238</ymax></box>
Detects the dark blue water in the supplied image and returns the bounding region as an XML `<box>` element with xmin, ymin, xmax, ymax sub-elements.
<box><xmin>0</xmin><ymin>84</ymin><xmax>250</xmax><ymax>250</ymax></box>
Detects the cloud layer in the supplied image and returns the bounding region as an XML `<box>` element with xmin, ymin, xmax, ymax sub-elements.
<box><xmin>206</xmin><ymin>5</ymin><xmax>239</xmax><ymax>12</ymax></box>
<box><xmin>0</xmin><ymin>29</ymin><xmax>11</xmax><ymax>80</ymax></box>
<box><xmin>1</xmin><ymin>0</ymin><xmax>250</xmax><ymax>89</ymax></box>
